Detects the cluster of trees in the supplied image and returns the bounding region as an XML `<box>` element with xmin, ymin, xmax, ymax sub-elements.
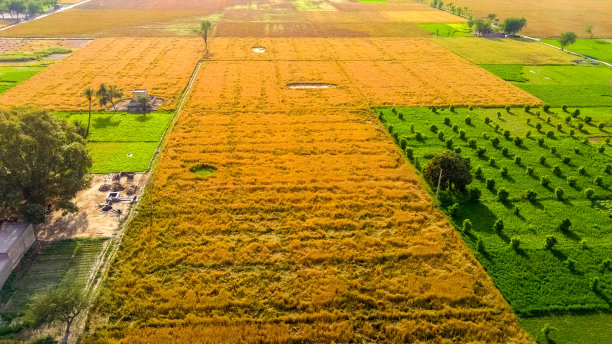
<box><xmin>418</xmin><ymin>0</ymin><xmax>473</xmax><ymax>18</ymax></box>
<box><xmin>469</xmin><ymin>15</ymin><xmax>527</xmax><ymax>37</ymax></box>
<box><xmin>0</xmin><ymin>107</ymin><xmax>91</xmax><ymax>223</ymax></box>
<box><xmin>0</xmin><ymin>0</ymin><xmax>58</xmax><ymax>19</ymax></box>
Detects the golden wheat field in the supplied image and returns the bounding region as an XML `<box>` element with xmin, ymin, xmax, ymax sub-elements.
<box><xmin>0</xmin><ymin>38</ymin><xmax>203</xmax><ymax>111</ymax></box>
<box><xmin>83</xmin><ymin>38</ymin><xmax>533</xmax><ymax>343</ymax></box>
<box><xmin>197</xmin><ymin>37</ymin><xmax>539</xmax><ymax>108</ymax></box>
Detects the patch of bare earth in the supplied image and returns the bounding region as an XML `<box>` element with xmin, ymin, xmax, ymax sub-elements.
<box><xmin>35</xmin><ymin>173</ymin><xmax>149</xmax><ymax>241</ymax></box>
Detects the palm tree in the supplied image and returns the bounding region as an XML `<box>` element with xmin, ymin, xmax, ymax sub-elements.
<box><xmin>137</xmin><ymin>96</ymin><xmax>152</xmax><ymax>115</ymax></box>
<box><xmin>82</xmin><ymin>87</ymin><xmax>94</xmax><ymax>138</ymax></box>
<box><xmin>96</xmin><ymin>83</ymin><xmax>109</xmax><ymax>109</ymax></box>
<box><xmin>106</xmin><ymin>85</ymin><xmax>123</xmax><ymax>112</ymax></box>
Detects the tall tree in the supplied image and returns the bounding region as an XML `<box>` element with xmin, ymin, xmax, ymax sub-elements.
<box><xmin>197</xmin><ymin>20</ymin><xmax>212</xmax><ymax>51</ymax></box>
<box><xmin>502</xmin><ymin>17</ymin><xmax>527</xmax><ymax>36</ymax></box>
<box><xmin>0</xmin><ymin>107</ymin><xmax>91</xmax><ymax>223</ymax></box>
<box><xmin>106</xmin><ymin>85</ymin><xmax>123</xmax><ymax>112</ymax></box>
<box><xmin>25</xmin><ymin>271</ymin><xmax>88</xmax><ymax>344</ymax></box>
<box><xmin>559</xmin><ymin>32</ymin><xmax>577</xmax><ymax>50</ymax></box>
<box><xmin>586</xmin><ymin>24</ymin><xmax>593</xmax><ymax>39</ymax></box>
<box><xmin>473</xmin><ymin>18</ymin><xmax>492</xmax><ymax>36</ymax></box>
<box><xmin>137</xmin><ymin>95</ymin><xmax>152</xmax><ymax>115</ymax></box>
<box><xmin>423</xmin><ymin>150</ymin><xmax>473</xmax><ymax>191</ymax></box>
<box><xmin>96</xmin><ymin>83</ymin><xmax>109</xmax><ymax>109</ymax></box>
<box><xmin>82</xmin><ymin>87</ymin><xmax>94</xmax><ymax>138</ymax></box>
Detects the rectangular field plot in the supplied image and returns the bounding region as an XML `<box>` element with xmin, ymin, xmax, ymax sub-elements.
<box><xmin>433</xmin><ymin>38</ymin><xmax>579</xmax><ymax>65</ymax></box>
<box><xmin>200</xmin><ymin>37</ymin><xmax>538</xmax><ymax>108</ymax></box>
<box><xmin>0</xmin><ymin>38</ymin><xmax>202</xmax><ymax>111</ymax></box>
<box><xmin>0</xmin><ymin>239</ymin><xmax>106</xmax><ymax>316</ymax></box>
<box><xmin>543</xmin><ymin>39</ymin><xmax>612</xmax><ymax>64</ymax></box>
<box><xmin>378</xmin><ymin>106</ymin><xmax>612</xmax><ymax>320</ymax></box>
<box><xmin>0</xmin><ymin>66</ymin><xmax>45</xmax><ymax>94</ymax></box>
<box><xmin>87</xmin><ymin>141</ymin><xmax>159</xmax><ymax>173</ymax></box>
<box><xmin>55</xmin><ymin>112</ymin><xmax>173</xmax><ymax>142</ymax></box>
<box><xmin>485</xmin><ymin>65</ymin><xmax>612</xmax><ymax>107</ymax></box>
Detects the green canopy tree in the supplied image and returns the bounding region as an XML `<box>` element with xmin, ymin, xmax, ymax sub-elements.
<box><xmin>137</xmin><ymin>95</ymin><xmax>152</xmax><ymax>114</ymax></box>
<box><xmin>473</xmin><ymin>19</ymin><xmax>492</xmax><ymax>36</ymax></box>
<box><xmin>96</xmin><ymin>83</ymin><xmax>123</xmax><ymax>112</ymax></box>
<box><xmin>25</xmin><ymin>271</ymin><xmax>87</xmax><ymax>344</ymax></box>
<box><xmin>502</xmin><ymin>17</ymin><xmax>527</xmax><ymax>36</ymax></box>
<box><xmin>559</xmin><ymin>32</ymin><xmax>577</xmax><ymax>50</ymax></box>
<box><xmin>586</xmin><ymin>24</ymin><xmax>593</xmax><ymax>39</ymax></box>
<box><xmin>423</xmin><ymin>150</ymin><xmax>473</xmax><ymax>191</ymax></box>
<box><xmin>0</xmin><ymin>107</ymin><xmax>91</xmax><ymax>223</ymax></box>
<box><xmin>197</xmin><ymin>20</ymin><xmax>213</xmax><ymax>51</ymax></box>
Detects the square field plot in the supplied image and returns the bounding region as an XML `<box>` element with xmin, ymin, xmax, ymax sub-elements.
<box><xmin>543</xmin><ymin>39</ymin><xmax>612</xmax><ymax>64</ymax></box>
<box><xmin>0</xmin><ymin>38</ymin><xmax>203</xmax><ymax>111</ymax></box>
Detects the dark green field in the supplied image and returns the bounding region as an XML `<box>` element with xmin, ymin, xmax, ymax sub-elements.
<box><xmin>378</xmin><ymin>106</ymin><xmax>612</xmax><ymax>341</ymax></box>
<box><xmin>0</xmin><ymin>66</ymin><xmax>45</xmax><ymax>94</ymax></box>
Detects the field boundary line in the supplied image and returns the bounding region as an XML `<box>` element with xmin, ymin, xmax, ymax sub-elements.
<box><xmin>0</xmin><ymin>0</ymin><xmax>93</xmax><ymax>33</ymax></box>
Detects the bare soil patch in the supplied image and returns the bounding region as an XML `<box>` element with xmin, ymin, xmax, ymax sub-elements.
<box><xmin>35</xmin><ymin>173</ymin><xmax>149</xmax><ymax>241</ymax></box>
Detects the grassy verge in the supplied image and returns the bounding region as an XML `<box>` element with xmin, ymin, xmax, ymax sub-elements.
<box><xmin>418</xmin><ymin>23</ymin><xmax>472</xmax><ymax>37</ymax></box>
<box><xmin>377</xmin><ymin>106</ymin><xmax>611</xmax><ymax>321</ymax></box>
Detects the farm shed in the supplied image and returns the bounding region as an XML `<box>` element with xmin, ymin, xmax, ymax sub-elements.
<box><xmin>0</xmin><ymin>222</ymin><xmax>35</xmax><ymax>289</ymax></box>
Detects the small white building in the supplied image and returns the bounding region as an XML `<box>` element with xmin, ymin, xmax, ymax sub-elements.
<box><xmin>0</xmin><ymin>223</ymin><xmax>35</xmax><ymax>290</ymax></box>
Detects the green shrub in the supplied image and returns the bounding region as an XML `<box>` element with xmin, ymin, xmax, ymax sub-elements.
<box><xmin>405</xmin><ymin>148</ymin><xmax>414</xmax><ymax>161</ymax></box>
<box><xmin>539</xmin><ymin>155</ymin><xmax>546</xmax><ymax>164</ymax></box>
<box><xmin>477</xmin><ymin>238</ymin><xmax>486</xmax><ymax>252</ymax></box>
<box><xmin>514</xmin><ymin>155</ymin><xmax>521</xmax><ymax>165</ymax></box>
<box><xmin>565</xmin><ymin>116</ymin><xmax>571</xmax><ymax>123</ymax></box>
<box><xmin>524</xmin><ymin>104</ymin><xmax>531</xmax><ymax>112</ymax></box>
<box><xmin>566</xmin><ymin>258</ymin><xmax>576</xmax><ymax>270</ymax></box>
<box><xmin>500</xmin><ymin>166</ymin><xmax>508</xmax><ymax>177</ymax></box>
<box><xmin>497</xmin><ymin>187</ymin><xmax>510</xmax><ymax>202</ymax></box>
<box><xmin>503</xmin><ymin>129</ymin><xmax>511</xmax><ymax>139</ymax></box>
<box><xmin>558</xmin><ymin>218</ymin><xmax>572</xmax><ymax>232</ymax></box>
<box><xmin>510</xmin><ymin>237</ymin><xmax>521</xmax><ymax>250</ymax></box>
<box><xmin>604</xmin><ymin>164</ymin><xmax>611</xmax><ymax>174</ymax></box>
<box><xmin>474</xmin><ymin>166</ymin><xmax>483</xmax><ymax>178</ymax></box>
<box><xmin>546</xmin><ymin>130</ymin><xmax>554</xmax><ymax>138</ymax></box>
<box><xmin>392</xmin><ymin>132</ymin><xmax>399</xmax><ymax>142</ymax></box>
<box><xmin>430</xmin><ymin>106</ymin><xmax>437</xmax><ymax>113</ymax></box>
<box><xmin>484</xmin><ymin>116</ymin><xmax>491</xmax><ymax>124</ymax></box>
<box><xmin>557</xmin><ymin>124</ymin><xmax>562</xmax><ymax>130</ymax></box>
<box><xmin>573</xmin><ymin>147</ymin><xmax>580</xmax><ymax>154</ymax></box>
<box><xmin>449</xmin><ymin>105</ymin><xmax>455</xmax><ymax>112</ymax></box>
<box><xmin>505</xmin><ymin>105</ymin><xmax>511</xmax><ymax>112</ymax></box>
<box><xmin>438</xmin><ymin>131</ymin><xmax>445</xmax><ymax>140</ymax></box>
<box><xmin>572</xmin><ymin>108</ymin><xmax>580</xmax><ymax>117</ymax></box>
<box><xmin>445</xmin><ymin>138</ymin><xmax>453</xmax><ymax>149</ymax></box>
<box><xmin>526</xmin><ymin>118</ymin><xmax>531</xmax><ymax>125</ymax></box>
<box><xmin>546</xmin><ymin>117</ymin><xmax>551</xmax><ymax>124</ymax></box>
<box><xmin>552</xmin><ymin>165</ymin><xmax>562</xmax><ymax>176</ymax></box>
<box><xmin>601</xmin><ymin>258</ymin><xmax>611</xmax><ymax>271</ymax></box>
<box><xmin>494</xmin><ymin>219</ymin><xmax>504</xmax><ymax>232</ymax></box>
<box><xmin>555</xmin><ymin>186</ymin><xmax>564</xmax><ymax>200</ymax></box>
<box><xmin>465</xmin><ymin>116</ymin><xmax>471</xmax><ymax>125</ymax></box>
<box><xmin>513</xmin><ymin>205</ymin><xmax>520</xmax><ymax>216</ymax></box>
<box><xmin>540</xmin><ymin>175</ymin><xmax>551</xmax><ymax>187</ymax></box>
<box><xmin>430</xmin><ymin>124</ymin><xmax>438</xmax><ymax>133</ymax></box>
<box><xmin>400</xmin><ymin>139</ymin><xmax>407</xmax><ymax>150</ymax></box>
<box><xmin>580</xmin><ymin>239</ymin><xmax>588</xmax><ymax>249</ymax></box>
<box><xmin>567</xmin><ymin>176</ymin><xmax>577</xmax><ymax>186</ymax></box>
<box><xmin>462</xmin><ymin>219</ymin><xmax>472</xmax><ymax>232</ymax></box>
<box><xmin>491</xmin><ymin>137</ymin><xmax>500</xmax><ymax>147</ymax></box>
<box><xmin>543</xmin><ymin>104</ymin><xmax>550</xmax><ymax>112</ymax></box>
<box><xmin>537</xmin><ymin>137</ymin><xmax>544</xmax><ymax>146</ymax></box>
<box><xmin>569</xmin><ymin>129</ymin><xmax>575</xmax><ymax>136</ymax></box>
<box><xmin>524</xmin><ymin>189</ymin><xmax>537</xmax><ymax>201</ymax></box>
<box><xmin>536</xmin><ymin>110</ymin><xmax>541</xmax><ymax>116</ymax></box>
<box><xmin>448</xmin><ymin>203</ymin><xmax>460</xmax><ymax>217</ymax></box>
<box><xmin>578</xmin><ymin>123</ymin><xmax>584</xmax><ymax>130</ymax></box>
<box><xmin>469</xmin><ymin>105</ymin><xmax>474</xmax><ymax>111</ymax></box>
<box><xmin>584</xmin><ymin>187</ymin><xmax>595</xmax><ymax>199</ymax></box>
<box><xmin>476</xmin><ymin>146</ymin><xmax>486</xmax><ymax>158</ymax></box>
<box><xmin>443</xmin><ymin>117</ymin><xmax>451</xmax><ymax>125</ymax></box>
<box><xmin>410</xmin><ymin>124</ymin><xmax>415</xmax><ymax>133</ymax></box>
<box><xmin>459</xmin><ymin>129</ymin><xmax>466</xmax><ymax>139</ymax></box>
<box><xmin>590</xmin><ymin>277</ymin><xmax>599</xmax><ymax>291</ymax></box>
<box><xmin>415</xmin><ymin>132</ymin><xmax>424</xmax><ymax>140</ymax></box>
<box><xmin>489</xmin><ymin>157</ymin><xmax>496</xmax><ymax>166</ymax></box>
<box><xmin>598</xmin><ymin>122</ymin><xmax>605</xmax><ymax>130</ymax></box>
<box><xmin>486</xmin><ymin>178</ymin><xmax>495</xmax><ymax>189</ymax></box>
<box><xmin>544</xmin><ymin>235</ymin><xmax>557</xmax><ymax>250</ymax></box>
<box><xmin>536</xmin><ymin>122</ymin><xmax>543</xmax><ymax>131</ymax></box>
<box><xmin>562</xmin><ymin>155</ymin><xmax>570</xmax><ymax>164</ymax></box>
<box><xmin>513</xmin><ymin>137</ymin><xmax>523</xmax><ymax>146</ymax></box>
<box><xmin>468</xmin><ymin>138</ymin><xmax>477</xmax><ymax>148</ymax></box>
<box><xmin>578</xmin><ymin>166</ymin><xmax>585</xmax><ymax>175</ymax></box>
<box><xmin>525</xmin><ymin>130</ymin><xmax>531</xmax><ymax>138</ymax></box>
<box><xmin>388</xmin><ymin>125</ymin><xmax>394</xmax><ymax>133</ymax></box>
<box><xmin>501</xmin><ymin>147</ymin><xmax>509</xmax><ymax>156</ymax></box>
<box><xmin>594</xmin><ymin>175</ymin><xmax>603</xmax><ymax>186</ymax></box>
<box><xmin>452</xmin><ymin>124</ymin><xmax>459</xmax><ymax>132</ymax></box>
<box><xmin>482</xmin><ymin>132</ymin><xmax>489</xmax><ymax>140</ymax></box>
<box><xmin>468</xmin><ymin>187</ymin><xmax>481</xmax><ymax>202</ymax></box>
<box><xmin>584</xmin><ymin>115</ymin><xmax>592</xmax><ymax>124</ymax></box>
<box><xmin>598</xmin><ymin>145</ymin><xmax>605</xmax><ymax>153</ymax></box>
<box><xmin>562</xmin><ymin>104</ymin><xmax>568</xmax><ymax>112</ymax></box>
<box><xmin>454</xmin><ymin>146</ymin><xmax>462</xmax><ymax>154</ymax></box>
<box><xmin>527</xmin><ymin>166</ymin><xmax>534</xmax><ymax>175</ymax></box>
<box><xmin>398</xmin><ymin>113</ymin><xmax>404</xmax><ymax>120</ymax></box>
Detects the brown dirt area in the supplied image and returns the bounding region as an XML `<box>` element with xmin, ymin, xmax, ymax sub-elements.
<box><xmin>35</xmin><ymin>173</ymin><xmax>149</xmax><ymax>241</ymax></box>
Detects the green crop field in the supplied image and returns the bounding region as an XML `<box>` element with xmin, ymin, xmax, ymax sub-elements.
<box><xmin>87</xmin><ymin>141</ymin><xmax>159</xmax><ymax>173</ymax></box>
<box><xmin>0</xmin><ymin>66</ymin><xmax>45</xmax><ymax>94</ymax></box>
<box><xmin>378</xmin><ymin>106</ymin><xmax>612</xmax><ymax>342</ymax></box>
<box><xmin>484</xmin><ymin>65</ymin><xmax>612</xmax><ymax>107</ymax></box>
<box><xmin>543</xmin><ymin>39</ymin><xmax>612</xmax><ymax>63</ymax></box>
<box><xmin>53</xmin><ymin>112</ymin><xmax>172</xmax><ymax>173</ymax></box>
<box><xmin>55</xmin><ymin>111</ymin><xmax>173</xmax><ymax>142</ymax></box>
<box><xmin>0</xmin><ymin>239</ymin><xmax>106</xmax><ymax>319</ymax></box>
<box><xmin>520</xmin><ymin>313</ymin><xmax>612</xmax><ymax>344</ymax></box>
<box><xmin>418</xmin><ymin>23</ymin><xmax>472</xmax><ymax>37</ymax></box>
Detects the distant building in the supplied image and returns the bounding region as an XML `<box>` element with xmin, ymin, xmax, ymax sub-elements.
<box><xmin>0</xmin><ymin>223</ymin><xmax>35</xmax><ymax>290</ymax></box>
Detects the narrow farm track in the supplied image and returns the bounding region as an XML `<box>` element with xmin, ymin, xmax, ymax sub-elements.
<box><xmin>85</xmin><ymin>38</ymin><xmax>534</xmax><ymax>343</ymax></box>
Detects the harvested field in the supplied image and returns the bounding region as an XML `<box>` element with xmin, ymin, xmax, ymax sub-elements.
<box><xmin>0</xmin><ymin>38</ymin><xmax>203</xmax><ymax>111</ymax></box>
<box><xmin>0</xmin><ymin>9</ymin><xmax>209</xmax><ymax>37</ymax></box>
<box><xmin>202</xmin><ymin>37</ymin><xmax>539</xmax><ymax>107</ymax></box>
<box><xmin>433</xmin><ymin>38</ymin><xmax>579</xmax><ymax>65</ymax></box>
<box><xmin>0</xmin><ymin>39</ymin><xmax>91</xmax><ymax>54</ymax></box>
<box><xmin>447</xmin><ymin>0</ymin><xmax>612</xmax><ymax>37</ymax></box>
<box><xmin>85</xmin><ymin>46</ymin><xmax>532</xmax><ymax>341</ymax></box>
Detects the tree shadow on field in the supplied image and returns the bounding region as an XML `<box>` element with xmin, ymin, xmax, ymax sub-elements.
<box><xmin>93</xmin><ymin>115</ymin><xmax>121</xmax><ymax>129</ymax></box>
<box><xmin>561</xmin><ymin>229</ymin><xmax>582</xmax><ymax>242</ymax></box>
<box><xmin>135</xmin><ymin>114</ymin><xmax>154</xmax><ymax>123</ymax></box>
<box><xmin>550</xmin><ymin>248</ymin><xmax>567</xmax><ymax>261</ymax></box>
<box><xmin>458</xmin><ymin>202</ymin><xmax>498</xmax><ymax>235</ymax></box>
